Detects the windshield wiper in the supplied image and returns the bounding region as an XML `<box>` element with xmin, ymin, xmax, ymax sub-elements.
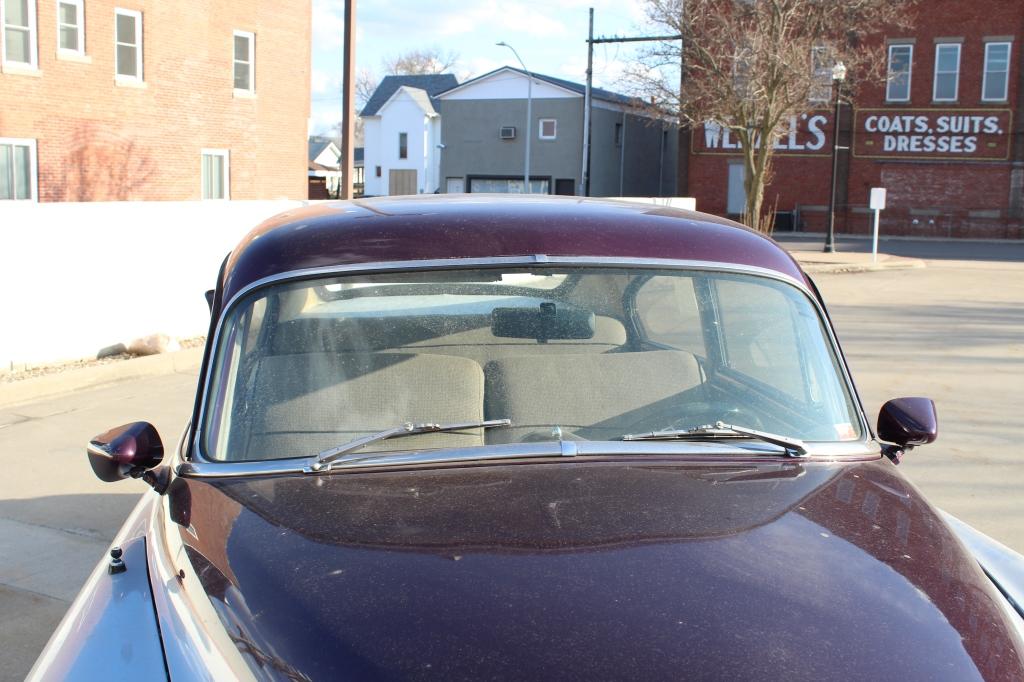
<box><xmin>308</xmin><ymin>418</ymin><xmax>512</xmax><ymax>471</ymax></box>
<box><xmin>621</xmin><ymin>421</ymin><xmax>808</xmax><ymax>457</ymax></box>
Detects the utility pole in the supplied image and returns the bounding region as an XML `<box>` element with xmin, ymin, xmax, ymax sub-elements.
<box><xmin>582</xmin><ymin>15</ymin><xmax>682</xmax><ymax>197</ymax></box>
<box><xmin>339</xmin><ymin>0</ymin><xmax>356</xmax><ymax>200</ymax></box>
<box><xmin>580</xmin><ymin>8</ymin><xmax>593</xmax><ymax>197</ymax></box>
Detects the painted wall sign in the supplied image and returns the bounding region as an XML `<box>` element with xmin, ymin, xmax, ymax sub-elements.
<box><xmin>853</xmin><ymin>109</ymin><xmax>1011</xmax><ymax>160</ymax></box>
<box><xmin>693</xmin><ymin>112</ymin><xmax>833</xmax><ymax>156</ymax></box>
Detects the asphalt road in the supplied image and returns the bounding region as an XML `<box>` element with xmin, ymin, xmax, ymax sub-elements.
<box><xmin>1</xmin><ymin>239</ymin><xmax>1021</xmax><ymax>680</ymax></box>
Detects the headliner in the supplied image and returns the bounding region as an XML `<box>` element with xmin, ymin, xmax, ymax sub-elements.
<box><xmin>220</xmin><ymin>195</ymin><xmax>807</xmax><ymax>304</ymax></box>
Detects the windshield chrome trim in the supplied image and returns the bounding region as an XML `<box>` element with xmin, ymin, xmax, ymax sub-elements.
<box><xmin>178</xmin><ymin>440</ymin><xmax>879</xmax><ymax>478</ymax></box>
<box><xmin>193</xmin><ymin>255</ymin><xmax>870</xmax><ymax>467</ymax></box>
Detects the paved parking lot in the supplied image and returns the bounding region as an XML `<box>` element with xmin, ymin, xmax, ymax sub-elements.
<box><xmin>1</xmin><ymin>238</ymin><xmax>1021</xmax><ymax>680</ymax></box>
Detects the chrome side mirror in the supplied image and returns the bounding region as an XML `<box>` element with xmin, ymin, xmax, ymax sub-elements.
<box><xmin>877</xmin><ymin>398</ymin><xmax>937</xmax><ymax>464</ymax></box>
<box><xmin>87</xmin><ymin>422</ymin><xmax>164</xmax><ymax>485</ymax></box>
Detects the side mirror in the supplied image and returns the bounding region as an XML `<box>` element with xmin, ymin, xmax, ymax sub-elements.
<box><xmin>877</xmin><ymin>398</ymin><xmax>937</xmax><ymax>464</ymax></box>
<box><xmin>87</xmin><ymin>422</ymin><xmax>164</xmax><ymax>483</ymax></box>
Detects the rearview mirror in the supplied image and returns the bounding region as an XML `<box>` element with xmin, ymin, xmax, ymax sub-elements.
<box><xmin>877</xmin><ymin>398</ymin><xmax>937</xmax><ymax>463</ymax></box>
<box><xmin>87</xmin><ymin>422</ymin><xmax>164</xmax><ymax>483</ymax></box>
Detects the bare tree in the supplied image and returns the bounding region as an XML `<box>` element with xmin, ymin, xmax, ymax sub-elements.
<box><xmin>382</xmin><ymin>47</ymin><xmax>460</xmax><ymax>77</ymax></box>
<box><xmin>341</xmin><ymin>48</ymin><xmax>461</xmax><ymax>148</ymax></box>
<box><xmin>625</xmin><ymin>0</ymin><xmax>915</xmax><ymax>233</ymax></box>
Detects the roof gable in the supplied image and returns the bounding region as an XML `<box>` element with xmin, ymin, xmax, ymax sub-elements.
<box><xmin>437</xmin><ymin>66</ymin><xmax>638</xmax><ymax>107</ymax></box>
<box><xmin>360</xmin><ymin>74</ymin><xmax>459</xmax><ymax>117</ymax></box>
<box><xmin>379</xmin><ymin>85</ymin><xmax>438</xmax><ymax>116</ymax></box>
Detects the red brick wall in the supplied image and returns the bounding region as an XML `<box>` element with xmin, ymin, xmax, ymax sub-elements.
<box><xmin>685</xmin><ymin>0</ymin><xmax>1024</xmax><ymax>239</ymax></box>
<box><xmin>0</xmin><ymin>0</ymin><xmax>310</xmax><ymax>201</ymax></box>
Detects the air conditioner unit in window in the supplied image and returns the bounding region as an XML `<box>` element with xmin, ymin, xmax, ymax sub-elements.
<box><xmin>500</xmin><ymin>126</ymin><xmax>517</xmax><ymax>140</ymax></box>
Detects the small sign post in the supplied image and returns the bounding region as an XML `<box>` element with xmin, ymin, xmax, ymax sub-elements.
<box><xmin>869</xmin><ymin>188</ymin><xmax>886</xmax><ymax>263</ymax></box>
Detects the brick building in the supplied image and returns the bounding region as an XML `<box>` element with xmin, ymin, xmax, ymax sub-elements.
<box><xmin>684</xmin><ymin>0</ymin><xmax>1024</xmax><ymax>239</ymax></box>
<box><xmin>0</xmin><ymin>0</ymin><xmax>310</xmax><ymax>202</ymax></box>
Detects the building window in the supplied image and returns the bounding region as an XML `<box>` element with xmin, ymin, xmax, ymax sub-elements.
<box><xmin>933</xmin><ymin>43</ymin><xmax>960</xmax><ymax>102</ymax></box>
<box><xmin>398</xmin><ymin>132</ymin><xmax>408</xmax><ymax>159</ymax></box>
<box><xmin>982</xmin><ymin>41</ymin><xmax>1011</xmax><ymax>102</ymax></box>
<box><xmin>809</xmin><ymin>46</ymin><xmax>832</xmax><ymax>104</ymax></box>
<box><xmin>0</xmin><ymin>138</ymin><xmax>37</xmax><ymax>201</ymax></box>
<box><xmin>201</xmin><ymin>149</ymin><xmax>229</xmax><ymax>200</ymax></box>
<box><xmin>233</xmin><ymin>30</ymin><xmax>254</xmax><ymax>92</ymax></box>
<box><xmin>2</xmin><ymin>0</ymin><xmax>38</xmax><ymax>68</ymax></box>
<box><xmin>614</xmin><ymin>122</ymin><xmax>623</xmax><ymax>146</ymax></box>
<box><xmin>375</xmin><ymin>165</ymin><xmax>381</xmax><ymax>177</ymax></box>
<box><xmin>539</xmin><ymin>119</ymin><xmax>557</xmax><ymax>140</ymax></box>
<box><xmin>57</xmin><ymin>0</ymin><xmax>84</xmax><ymax>54</ymax></box>
<box><xmin>114</xmin><ymin>8</ymin><xmax>142</xmax><ymax>81</ymax></box>
<box><xmin>886</xmin><ymin>44</ymin><xmax>913</xmax><ymax>102</ymax></box>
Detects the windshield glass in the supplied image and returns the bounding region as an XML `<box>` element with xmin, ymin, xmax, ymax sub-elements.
<box><xmin>200</xmin><ymin>267</ymin><xmax>862</xmax><ymax>461</ymax></box>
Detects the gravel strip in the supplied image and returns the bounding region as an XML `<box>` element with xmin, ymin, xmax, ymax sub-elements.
<box><xmin>1</xmin><ymin>337</ymin><xmax>206</xmax><ymax>384</ymax></box>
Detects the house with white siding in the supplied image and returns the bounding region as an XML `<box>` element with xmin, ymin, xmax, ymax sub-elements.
<box><xmin>361</xmin><ymin>74</ymin><xmax>458</xmax><ymax>196</ymax></box>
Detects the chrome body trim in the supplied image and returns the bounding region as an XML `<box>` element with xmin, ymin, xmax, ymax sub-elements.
<box><xmin>147</xmin><ymin>488</ymin><xmax>256</xmax><ymax>680</ymax></box>
<box><xmin>191</xmin><ymin>255</ymin><xmax>871</xmax><ymax>470</ymax></box>
<box><xmin>27</xmin><ymin>498</ymin><xmax>167</xmax><ymax>681</ymax></box>
<box><xmin>942</xmin><ymin>511</ymin><xmax>1024</xmax><ymax>631</ymax></box>
<box><xmin>178</xmin><ymin>441</ymin><xmax>879</xmax><ymax>479</ymax></box>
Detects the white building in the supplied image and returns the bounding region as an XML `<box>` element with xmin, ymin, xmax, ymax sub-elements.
<box><xmin>361</xmin><ymin>74</ymin><xmax>458</xmax><ymax>196</ymax></box>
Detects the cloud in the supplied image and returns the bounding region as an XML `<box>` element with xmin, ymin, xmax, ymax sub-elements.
<box><xmin>312</xmin><ymin>0</ymin><xmax>347</xmax><ymax>50</ymax></box>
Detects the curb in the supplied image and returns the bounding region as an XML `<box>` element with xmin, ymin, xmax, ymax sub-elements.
<box><xmin>0</xmin><ymin>347</ymin><xmax>204</xmax><ymax>409</ymax></box>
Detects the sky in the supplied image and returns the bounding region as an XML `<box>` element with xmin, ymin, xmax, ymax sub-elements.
<box><xmin>309</xmin><ymin>0</ymin><xmax>652</xmax><ymax>135</ymax></box>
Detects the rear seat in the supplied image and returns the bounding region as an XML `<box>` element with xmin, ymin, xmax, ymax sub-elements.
<box><xmin>483</xmin><ymin>351</ymin><xmax>706</xmax><ymax>443</ymax></box>
<box><xmin>234</xmin><ymin>352</ymin><xmax>485</xmax><ymax>460</ymax></box>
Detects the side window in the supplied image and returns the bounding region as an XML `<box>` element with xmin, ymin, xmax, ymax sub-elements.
<box><xmin>933</xmin><ymin>43</ymin><xmax>960</xmax><ymax>102</ymax></box>
<box><xmin>57</xmin><ymin>0</ymin><xmax>85</xmax><ymax>56</ymax></box>
<box><xmin>715</xmin><ymin>278</ymin><xmax>803</xmax><ymax>399</ymax></box>
<box><xmin>886</xmin><ymin>44</ymin><xmax>913</xmax><ymax>102</ymax></box>
<box><xmin>233</xmin><ymin>30</ymin><xmax>254</xmax><ymax>93</ymax></box>
<box><xmin>114</xmin><ymin>8</ymin><xmax>142</xmax><ymax>82</ymax></box>
<box><xmin>2</xmin><ymin>0</ymin><xmax>38</xmax><ymax>68</ymax></box>
<box><xmin>982</xmin><ymin>41</ymin><xmax>1011</xmax><ymax>102</ymax></box>
<box><xmin>634</xmin><ymin>275</ymin><xmax>706</xmax><ymax>358</ymax></box>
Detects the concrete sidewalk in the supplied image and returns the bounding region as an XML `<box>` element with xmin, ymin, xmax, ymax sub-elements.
<box><xmin>789</xmin><ymin>250</ymin><xmax>926</xmax><ymax>274</ymax></box>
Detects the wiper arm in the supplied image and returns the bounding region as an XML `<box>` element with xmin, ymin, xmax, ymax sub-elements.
<box><xmin>621</xmin><ymin>421</ymin><xmax>808</xmax><ymax>457</ymax></box>
<box><xmin>308</xmin><ymin>418</ymin><xmax>512</xmax><ymax>471</ymax></box>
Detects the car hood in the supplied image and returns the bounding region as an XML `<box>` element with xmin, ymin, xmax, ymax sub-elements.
<box><xmin>169</xmin><ymin>458</ymin><xmax>1024</xmax><ymax>680</ymax></box>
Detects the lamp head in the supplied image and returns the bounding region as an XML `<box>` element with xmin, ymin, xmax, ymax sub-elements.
<box><xmin>832</xmin><ymin>61</ymin><xmax>847</xmax><ymax>82</ymax></box>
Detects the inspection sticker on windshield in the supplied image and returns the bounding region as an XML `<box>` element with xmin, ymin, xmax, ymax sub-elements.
<box><xmin>834</xmin><ymin>423</ymin><xmax>857</xmax><ymax>440</ymax></box>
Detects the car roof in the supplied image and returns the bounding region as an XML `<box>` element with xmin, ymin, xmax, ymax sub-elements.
<box><xmin>220</xmin><ymin>195</ymin><xmax>807</xmax><ymax>303</ymax></box>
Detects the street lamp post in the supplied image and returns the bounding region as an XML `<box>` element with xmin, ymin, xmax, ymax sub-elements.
<box><xmin>824</xmin><ymin>61</ymin><xmax>847</xmax><ymax>253</ymax></box>
<box><xmin>497</xmin><ymin>42</ymin><xmax>532</xmax><ymax>194</ymax></box>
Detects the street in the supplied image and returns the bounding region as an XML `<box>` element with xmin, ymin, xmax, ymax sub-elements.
<box><xmin>1</xmin><ymin>239</ymin><xmax>1022</xmax><ymax>680</ymax></box>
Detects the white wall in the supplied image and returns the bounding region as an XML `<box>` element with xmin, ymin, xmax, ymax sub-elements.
<box><xmin>374</xmin><ymin>91</ymin><xmax>439</xmax><ymax>195</ymax></box>
<box><xmin>362</xmin><ymin>117</ymin><xmax>383</xmax><ymax>196</ymax></box>
<box><xmin>0</xmin><ymin>200</ymin><xmax>307</xmax><ymax>369</ymax></box>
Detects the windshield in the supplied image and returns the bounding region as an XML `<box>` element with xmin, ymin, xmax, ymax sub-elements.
<box><xmin>200</xmin><ymin>266</ymin><xmax>862</xmax><ymax>461</ymax></box>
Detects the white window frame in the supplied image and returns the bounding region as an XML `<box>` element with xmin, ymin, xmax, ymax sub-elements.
<box><xmin>932</xmin><ymin>42</ymin><xmax>960</xmax><ymax>103</ymax></box>
<box><xmin>982</xmin><ymin>41</ymin><xmax>1012</xmax><ymax>103</ymax></box>
<box><xmin>56</xmin><ymin>0</ymin><xmax>85</xmax><ymax>56</ymax></box>
<box><xmin>232</xmin><ymin>29</ymin><xmax>254</xmax><ymax>94</ymax></box>
<box><xmin>114</xmin><ymin>7</ymin><xmax>142</xmax><ymax>82</ymax></box>
<box><xmin>538</xmin><ymin>118</ymin><xmax>557</xmax><ymax>140</ymax></box>
<box><xmin>0</xmin><ymin>137</ymin><xmax>38</xmax><ymax>202</ymax></box>
<box><xmin>1</xmin><ymin>0</ymin><xmax>39</xmax><ymax>69</ymax></box>
<box><xmin>886</xmin><ymin>44</ymin><xmax>913</xmax><ymax>103</ymax></box>
<box><xmin>201</xmin><ymin>149</ymin><xmax>230</xmax><ymax>200</ymax></box>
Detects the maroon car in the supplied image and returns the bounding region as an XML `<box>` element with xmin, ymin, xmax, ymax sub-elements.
<box><xmin>31</xmin><ymin>196</ymin><xmax>1024</xmax><ymax>680</ymax></box>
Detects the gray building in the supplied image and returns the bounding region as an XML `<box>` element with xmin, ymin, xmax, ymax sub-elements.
<box><xmin>436</xmin><ymin>67</ymin><xmax>677</xmax><ymax>196</ymax></box>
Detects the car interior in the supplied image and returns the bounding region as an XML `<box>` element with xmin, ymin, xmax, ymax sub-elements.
<box><xmin>203</xmin><ymin>268</ymin><xmax>855</xmax><ymax>461</ymax></box>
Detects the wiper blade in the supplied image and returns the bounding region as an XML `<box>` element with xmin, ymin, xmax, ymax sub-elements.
<box><xmin>308</xmin><ymin>418</ymin><xmax>512</xmax><ymax>471</ymax></box>
<box><xmin>621</xmin><ymin>421</ymin><xmax>808</xmax><ymax>457</ymax></box>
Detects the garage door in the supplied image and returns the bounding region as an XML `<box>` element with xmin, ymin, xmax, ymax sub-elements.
<box><xmin>389</xmin><ymin>169</ymin><xmax>417</xmax><ymax>196</ymax></box>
